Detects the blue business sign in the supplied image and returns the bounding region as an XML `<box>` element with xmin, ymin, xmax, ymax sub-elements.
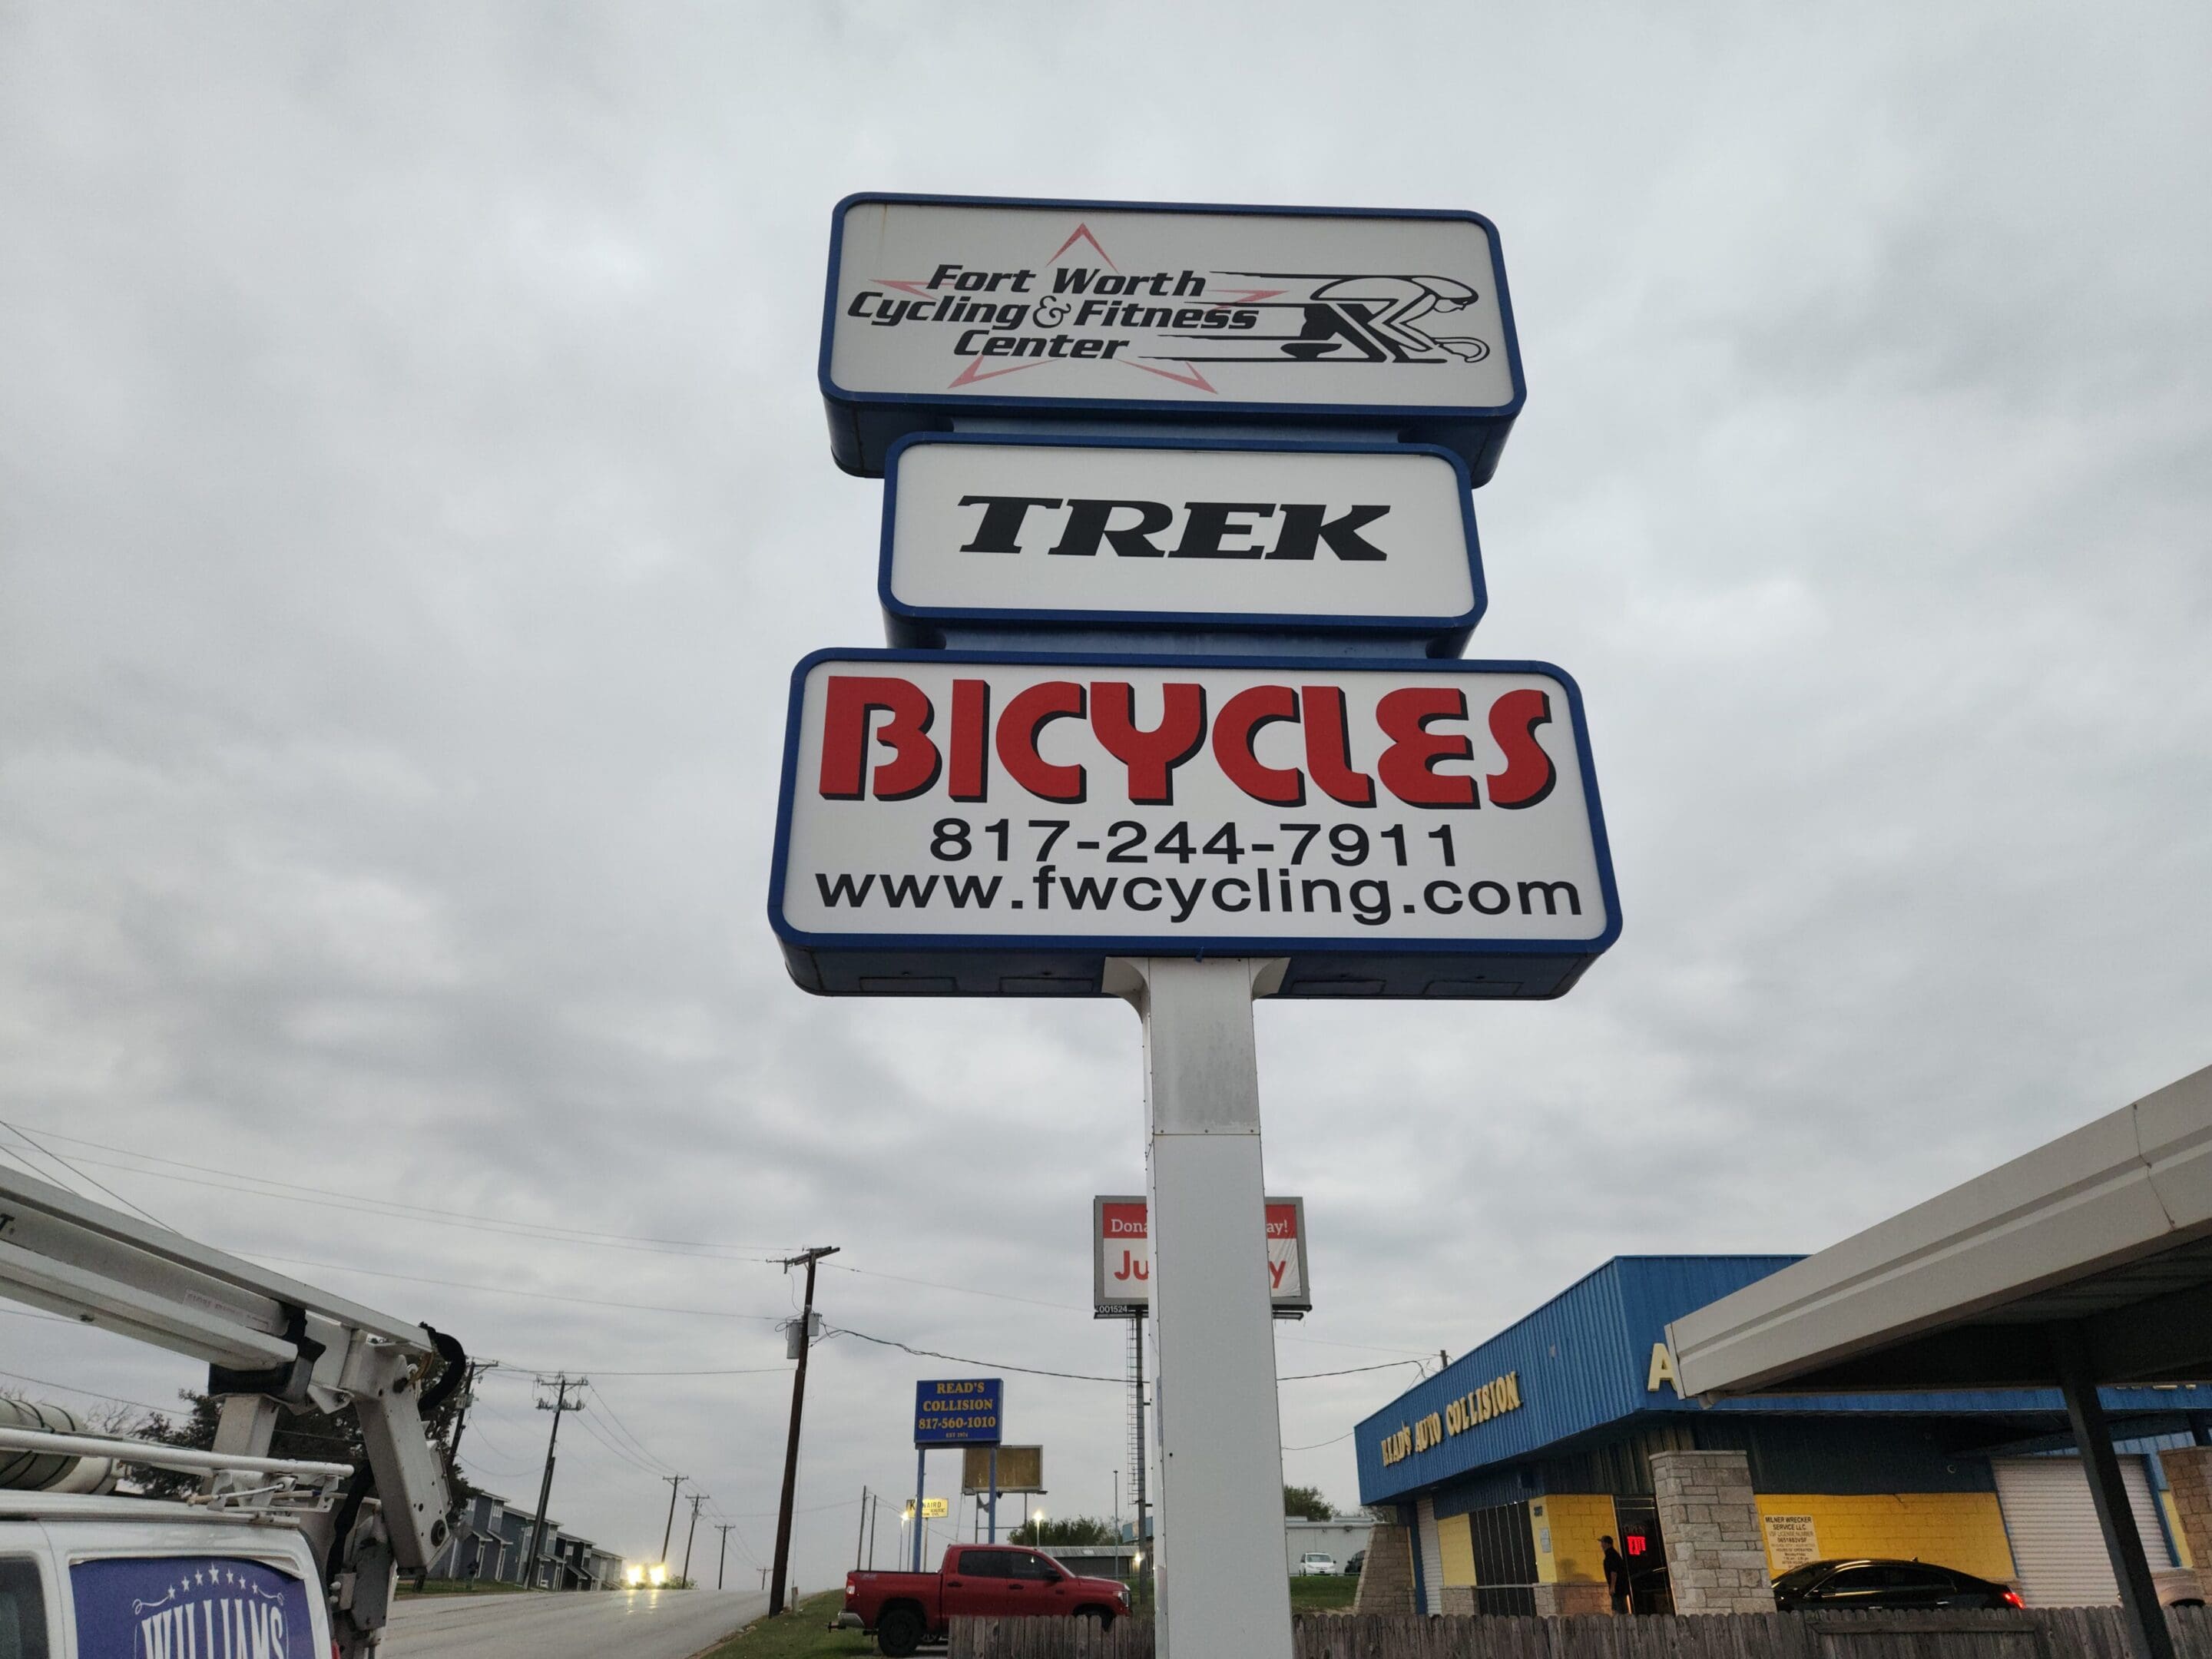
<box><xmin>71</xmin><ymin>1555</ymin><xmax>316</xmax><ymax>1659</ymax></box>
<box><xmin>916</xmin><ymin>1376</ymin><xmax>1003</xmax><ymax>1445</ymax></box>
<box><xmin>821</xmin><ymin>194</ymin><xmax>1525</xmax><ymax>482</ymax></box>
<box><xmin>878</xmin><ymin>433</ymin><xmax>1485</xmax><ymax>654</ymax></box>
<box><xmin>767</xmin><ymin>649</ymin><xmax>1620</xmax><ymax>1000</ymax></box>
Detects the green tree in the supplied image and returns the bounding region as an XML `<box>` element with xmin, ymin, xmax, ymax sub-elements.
<box><xmin>1283</xmin><ymin>1484</ymin><xmax>1335</xmax><ymax>1521</ymax></box>
<box><xmin>127</xmin><ymin>1362</ymin><xmax>478</xmax><ymax>1511</ymax></box>
<box><xmin>1008</xmin><ymin>1515</ymin><xmax>1118</xmax><ymax>1547</ymax></box>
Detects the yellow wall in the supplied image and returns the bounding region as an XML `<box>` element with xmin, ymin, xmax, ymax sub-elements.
<box><xmin>1754</xmin><ymin>1493</ymin><xmax>2015</xmax><ymax>1583</ymax></box>
<box><xmin>2164</xmin><ymin>1492</ymin><xmax>2195</xmax><ymax>1570</ymax></box>
<box><xmin>1437</xmin><ymin>1512</ymin><xmax>1477</xmax><ymax>1587</ymax></box>
<box><xmin>1534</xmin><ymin>1494</ymin><xmax>1619</xmax><ymax>1586</ymax></box>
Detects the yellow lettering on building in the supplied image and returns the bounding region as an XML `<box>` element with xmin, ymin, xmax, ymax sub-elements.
<box><xmin>1379</xmin><ymin>1425</ymin><xmax>1413</xmax><ymax>1466</ymax></box>
<box><xmin>1647</xmin><ymin>1342</ymin><xmax>1680</xmax><ymax>1396</ymax></box>
<box><xmin>1426</xmin><ymin>1371</ymin><xmax>1525</xmax><ymax>1443</ymax></box>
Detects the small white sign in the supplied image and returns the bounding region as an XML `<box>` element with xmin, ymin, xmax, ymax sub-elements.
<box><xmin>1094</xmin><ymin>1195</ymin><xmax>1309</xmax><ymax>1315</ymax></box>
<box><xmin>1763</xmin><ymin>1515</ymin><xmax>1821</xmax><ymax>1571</ymax></box>
<box><xmin>883</xmin><ymin>437</ymin><xmax>1481</xmax><ymax>645</ymax></box>
<box><xmin>822</xmin><ymin>194</ymin><xmax>1523</xmax><ymax>476</ymax></box>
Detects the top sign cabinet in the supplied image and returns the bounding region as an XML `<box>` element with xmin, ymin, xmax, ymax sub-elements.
<box><xmin>820</xmin><ymin>194</ymin><xmax>1527</xmax><ymax>482</ymax></box>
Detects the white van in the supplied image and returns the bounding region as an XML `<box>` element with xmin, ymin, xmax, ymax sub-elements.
<box><xmin>0</xmin><ymin>1491</ymin><xmax>332</xmax><ymax>1659</ymax></box>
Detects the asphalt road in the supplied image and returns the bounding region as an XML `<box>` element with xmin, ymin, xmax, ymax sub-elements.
<box><xmin>383</xmin><ymin>1588</ymin><xmax>770</xmax><ymax>1659</ymax></box>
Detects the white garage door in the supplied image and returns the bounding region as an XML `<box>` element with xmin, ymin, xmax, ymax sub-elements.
<box><xmin>1415</xmin><ymin>1497</ymin><xmax>1444</xmax><ymax>1615</ymax></box>
<box><xmin>1993</xmin><ymin>1455</ymin><xmax>2172</xmax><ymax>1607</ymax></box>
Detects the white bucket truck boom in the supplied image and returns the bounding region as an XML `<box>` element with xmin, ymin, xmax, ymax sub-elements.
<box><xmin>0</xmin><ymin>1161</ymin><xmax>463</xmax><ymax>1655</ymax></box>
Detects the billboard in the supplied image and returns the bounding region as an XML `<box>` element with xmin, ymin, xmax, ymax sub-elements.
<box><xmin>1094</xmin><ymin>1194</ymin><xmax>1311</xmax><ymax>1316</ymax></box>
<box><xmin>768</xmin><ymin>650</ymin><xmax>1619</xmax><ymax>998</ymax></box>
<box><xmin>879</xmin><ymin>434</ymin><xmax>1484</xmax><ymax>651</ymax></box>
<box><xmin>820</xmin><ymin>194</ymin><xmax>1524</xmax><ymax>478</ymax></box>
<box><xmin>915</xmin><ymin>1377</ymin><xmax>1003</xmax><ymax>1445</ymax></box>
<box><xmin>962</xmin><ymin>1445</ymin><xmax>1045</xmax><ymax>1494</ymax></box>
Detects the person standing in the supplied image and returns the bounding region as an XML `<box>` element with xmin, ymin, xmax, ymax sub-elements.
<box><xmin>1601</xmin><ymin>1535</ymin><xmax>1632</xmax><ymax>1614</ymax></box>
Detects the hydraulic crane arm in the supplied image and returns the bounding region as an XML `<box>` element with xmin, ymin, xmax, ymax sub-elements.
<box><xmin>0</xmin><ymin>1162</ymin><xmax>460</xmax><ymax>1653</ymax></box>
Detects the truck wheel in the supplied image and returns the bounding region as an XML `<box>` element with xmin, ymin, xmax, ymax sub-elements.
<box><xmin>1079</xmin><ymin>1606</ymin><xmax>1116</xmax><ymax>1631</ymax></box>
<box><xmin>876</xmin><ymin>1607</ymin><xmax>924</xmax><ymax>1657</ymax></box>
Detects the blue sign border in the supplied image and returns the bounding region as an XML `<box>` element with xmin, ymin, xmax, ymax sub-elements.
<box><xmin>877</xmin><ymin>432</ymin><xmax>1486</xmax><ymax>654</ymax></box>
<box><xmin>767</xmin><ymin>647</ymin><xmax>1621</xmax><ymax>1001</ymax></box>
<box><xmin>819</xmin><ymin>192</ymin><xmax>1528</xmax><ymax>482</ymax></box>
<box><xmin>914</xmin><ymin>1376</ymin><xmax>1004</xmax><ymax>1446</ymax></box>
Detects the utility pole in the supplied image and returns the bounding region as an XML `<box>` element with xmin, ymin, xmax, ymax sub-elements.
<box><xmin>716</xmin><ymin>1523</ymin><xmax>735</xmax><ymax>1590</ymax></box>
<box><xmin>868</xmin><ymin>1492</ymin><xmax>879</xmax><ymax>1568</ymax></box>
<box><xmin>854</xmin><ymin>1485</ymin><xmax>869</xmax><ymax>1570</ymax></box>
<box><xmin>522</xmin><ymin>1376</ymin><xmax>586</xmax><ymax>1591</ymax></box>
<box><xmin>769</xmin><ymin>1244</ymin><xmax>839</xmax><ymax>1617</ymax></box>
<box><xmin>445</xmin><ymin>1359</ymin><xmax>495</xmax><ymax>1463</ymax></box>
<box><xmin>659</xmin><ymin>1473</ymin><xmax>687</xmax><ymax>1563</ymax></box>
<box><xmin>759</xmin><ymin>1566</ymin><xmax>769</xmax><ymax>1592</ymax></box>
<box><xmin>682</xmin><ymin>1492</ymin><xmax>708</xmax><ymax>1585</ymax></box>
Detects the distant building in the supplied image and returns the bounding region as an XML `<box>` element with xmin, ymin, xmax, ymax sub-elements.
<box><xmin>1286</xmin><ymin>1515</ymin><xmax>1375</xmax><ymax>1573</ymax></box>
<box><xmin>1354</xmin><ymin>1257</ymin><xmax>2207</xmax><ymax>1616</ymax></box>
<box><xmin>430</xmin><ymin>1492</ymin><xmax>623</xmax><ymax>1589</ymax></box>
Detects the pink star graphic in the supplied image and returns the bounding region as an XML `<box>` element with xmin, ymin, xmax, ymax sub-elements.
<box><xmin>873</xmin><ymin>217</ymin><xmax>1224</xmax><ymax>394</ymax></box>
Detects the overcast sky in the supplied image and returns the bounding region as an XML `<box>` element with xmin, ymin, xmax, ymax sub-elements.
<box><xmin>2</xmin><ymin>0</ymin><xmax>2208</xmax><ymax>1591</ymax></box>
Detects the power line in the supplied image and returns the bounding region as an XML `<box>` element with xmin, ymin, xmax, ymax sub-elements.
<box><xmin>8</xmin><ymin>1121</ymin><xmax>1435</xmax><ymax>1359</ymax></box>
<box><xmin>826</xmin><ymin>1325</ymin><xmax>1121</xmax><ymax>1382</ymax></box>
<box><xmin>585</xmin><ymin>1386</ymin><xmax>680</xmax><ymax>1476</ymax></box>
<box><xmin>15</xmin><ymin>1131</ymin><xmax>790</xmax><ymax>1260</ymax></box>
<box><xmin>233</xmin><ymin>1251</ymin><xmax>788</xmax><ymax>1322</ymax></box>
<box><xmin>823</xmin><ymin>1262</ymin><xmax>1089</xmax><ymax>1315</ymax></box>
<box><xmin>1281</xmin><ymin>1431</ymin><xmax>1354</xmax><ymax>1451</ymax></box>
<box><xmin>0</xmin><ymin>1121</ymin><xmax>171</xmax><ymax>1231</ymax></box>
<box><xmin>484</xmin><ymin>1363</ymin><xmax>790</xmax><ymax>1379</ymax></box>
<box><xmin>0</xmin><ymin>1367</ymin><xmax>180</xmax><ymax>1418</ymax></box>
<box><xmin>571</xmin><ymin>1412</ymin><xmax>666</xmax><ymax>1478</ymax></box>
<box><xmin>0</xmin><ymin>1305</ymin><xmax>90</xmax><ymax>1327</ymax></box>
<box><xmin>829</xmin><ymin>1326</ymin><xmax>1426</xmax><ymax>1386</ymax></box>
<box><xmin>1277</xmin><ymin>1359</ymin><xmax>1429</xmax><ymax>1382</ymax></box>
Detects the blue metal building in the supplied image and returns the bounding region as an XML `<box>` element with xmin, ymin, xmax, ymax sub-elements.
<box><xmin>1354</xmin><ymin>1257</ymin><xmax>2211</xmax><ymax>1616</ymax></box>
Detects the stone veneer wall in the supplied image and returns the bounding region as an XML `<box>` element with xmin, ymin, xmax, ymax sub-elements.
<box><xmin>2166</xmin><ymin>1445</ymin><xmax>2212</xmax><ymax>1595</ymax></box>
<box><xmin>1649</xmin><ymin>1449</ymin><xmax>1776</xmax><ymax>1614</ymax></box>
<box><xmin>1535</xmin><ymin>1581</ymin><xmax>1614</xmax><ymax>1615</ymax></box>
<box><xmin>1352</xmin><ymin>1522</ymin><xmax>1416</xmax><ymax>1614</ymax></box>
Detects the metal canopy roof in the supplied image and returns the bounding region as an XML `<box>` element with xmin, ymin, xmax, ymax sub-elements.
<box><xmin>1670</xmin><ymin>1063</ymin><xmax>2212</xmax><ymax>1396</ymax></box>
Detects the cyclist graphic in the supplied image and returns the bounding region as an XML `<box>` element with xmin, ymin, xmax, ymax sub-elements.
<box><xmin>1282</xmin><ymin>275</ymin><xmax>1490</xmax><ymax>363</ymax></box>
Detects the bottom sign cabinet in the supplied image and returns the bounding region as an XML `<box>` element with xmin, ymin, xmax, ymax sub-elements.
<box><xmin>768</xmin><ymin>649</ymin><xmax>1621</xmax><ymax>999</ymax></box>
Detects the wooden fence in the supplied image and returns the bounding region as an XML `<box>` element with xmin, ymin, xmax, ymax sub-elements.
<box><xmin>949</xmin><ymin>1606</ymin><xmax>2212</xmax><ymax>1659</ymax></box>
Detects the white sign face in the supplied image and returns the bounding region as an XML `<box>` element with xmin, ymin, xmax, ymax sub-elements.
<box><xmin>1094</xmin><ymin>1194</ymin><xmax>1309</xmax><ymax>1314</ymax></box>
<box><xmin>1762</xmin><ymin>1515</ymin><xmax>1821</xmax><ymax>1572</ymax></box>
<box><xmin>820</xmin><ymin>195</ymin><xmax>1525</xmax><ymax>477</ymax></box>
<box><xmin>768</xmin><ymin>651</ymin><xmax>1619</xmax><ymax>997</ymax></box>
<box><xmin>883</xmin><ymin>438</ymin><xmax>1482</xmax><ymax>642</ymax></box>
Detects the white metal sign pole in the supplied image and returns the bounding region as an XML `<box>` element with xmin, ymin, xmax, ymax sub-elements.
<box><xmin>1108</xmin><ymin>955</ymin><xmax>1292</xmax><ymax>1659</ymax></box>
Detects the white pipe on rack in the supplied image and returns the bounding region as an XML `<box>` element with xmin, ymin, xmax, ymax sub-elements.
<box><xmin>0</xmin><ymin>1426</ymin><xmax>351</xmax><ymax>1482</ymax></box>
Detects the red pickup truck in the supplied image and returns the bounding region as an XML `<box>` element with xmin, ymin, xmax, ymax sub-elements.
<box><xmin>844</xmin><ymin>1544</ymin><xmax>1132</xmax><ymax>1655</ymax></box>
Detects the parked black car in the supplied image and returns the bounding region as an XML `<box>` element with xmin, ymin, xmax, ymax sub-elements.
<box><xmin>1773</xmin><ymin>1558</ymin><xmax>2023</xmax><ymax>1611</ymax></box>
<box><xmin>1343</xmin><ymin>1549</ymin><xmax>1365</xmax><ymax>1578</ymax></box>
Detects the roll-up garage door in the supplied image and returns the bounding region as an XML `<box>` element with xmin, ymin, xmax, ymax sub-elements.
<box><xmin>1415</xmin><ymin>1497</ymin><xmax>1444</xmax><ymax>1615</ymax></box>
<box><xmin>1992</xmin><ymin>1455</ymin><xmax>2171</xmax><ymax>1607</ymax></box>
